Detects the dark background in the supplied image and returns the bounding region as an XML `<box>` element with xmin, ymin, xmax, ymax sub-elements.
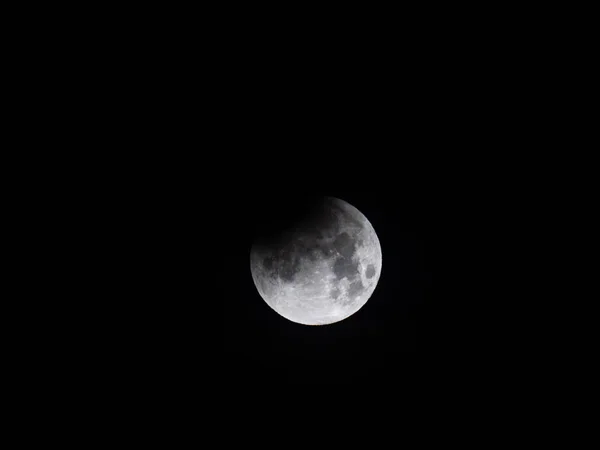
<box><xmin>104</xmin><ymin>37</ymin><xmax>510</xmax><ymax>388</ymax></box>
<box><xmin>44</xmin><ymin>11</ymin><xmax>567</xmax><ymax>421</ymax></box>
<box><xmin>101</xmin><ymin>43</ymin><xmax>509</xmax><ymax>390</ymax></box>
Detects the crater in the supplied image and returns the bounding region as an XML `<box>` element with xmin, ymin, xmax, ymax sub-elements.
<box><xmin>365</xmin><ymin>264</ymin><xmax>376</xmax><ymax>279</ymax></box>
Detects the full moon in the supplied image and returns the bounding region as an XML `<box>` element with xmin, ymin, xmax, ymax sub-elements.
<box><xmin>250</xmin><ymin>196</ymin><xmax>382</xmax><ymax>325</ymax></box>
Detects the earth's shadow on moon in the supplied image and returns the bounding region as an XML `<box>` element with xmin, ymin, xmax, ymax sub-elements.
<box><xmin>250</xmin><ymin>194</ymin><xmax>337</xmax><ymax>249</ymax></box>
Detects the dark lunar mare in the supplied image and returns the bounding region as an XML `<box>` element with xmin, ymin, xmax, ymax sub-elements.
<box><xmin>365</xmin><ymin>264</ymin><xmax>376</xmax><ymax>279</ymax></box>
<box><xmin>252</xmin><ymin>196</ymin><xmax>335</xmax><ymax>245</ymax></box>
<box><xmin>347</xmin><ymin>280</ymin><xmax>364</xmax><ymax>301</ymax></box>
<box><xmin>331</xmin><ymin>231</ymin><xmax>360</xmax><ymax>281</ymax></box>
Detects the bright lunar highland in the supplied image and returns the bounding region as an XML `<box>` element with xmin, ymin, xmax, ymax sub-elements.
<box><xmin>250</xmin><ymin>196</ymin><xmax>382</xmax><ymax>325</ymax></box>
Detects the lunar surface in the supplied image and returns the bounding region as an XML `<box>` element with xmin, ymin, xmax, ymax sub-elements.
<box><xmin>250</xmin><ymin>196</ymin><xmax>382</xmax><ymax>325</ymax></box>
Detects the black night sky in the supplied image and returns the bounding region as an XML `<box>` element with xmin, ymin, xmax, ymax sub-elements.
<box><xmin>81</xmin><ymin>19</ymin><xmax>545</xmax><ymax>404</ymax></box>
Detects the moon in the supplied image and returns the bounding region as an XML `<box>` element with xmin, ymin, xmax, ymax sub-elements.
<box><xmin>250</xmin><ymin>196</ymin><xmax>382</xmax><ymax>325</ymax></box>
